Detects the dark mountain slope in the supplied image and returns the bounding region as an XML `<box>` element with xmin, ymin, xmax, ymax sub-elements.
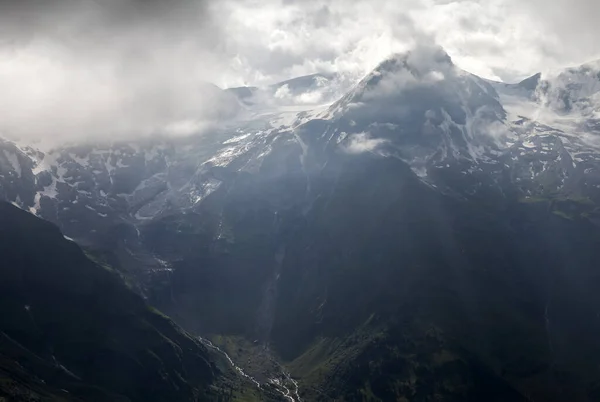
<box><xmin>139</xmin><ymin>51</ymin><xmax>600</xmax><ymax>401</ymax></box>
<box><xmin>272</xmin><ymin>154</ymin><xmax>600</xmax><ymax>401</ymax></box>
<box><xmin>0</xmin><ymin>202</ymin><xmax>273</xmax><ymax>402</ymax></box>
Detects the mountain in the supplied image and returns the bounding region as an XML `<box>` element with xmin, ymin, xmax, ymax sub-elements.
<box><xmin>0</xmin><ymin>202</ymin><xmax>280</xmax><ymax>401</ymax></box>
<box><xmin>3</xmin><ymin>46</ymin><xmax>600</xmax><ymax>401</ymax></box>
<box><xmin>310</xmin><ymin>46</ymin><xmax>509</xmax><ymax>192</ymax></box>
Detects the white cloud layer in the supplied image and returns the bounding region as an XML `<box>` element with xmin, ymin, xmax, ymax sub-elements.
<box><xmin>214</xmin><ymin>0</ymin><xmax>600</xmax><ymax>85</ymax></box>
<box><xmin>1</xmin><ymin>0</ymin><xmax>599</xmax><ymax>143</ymax></box>
<box><xmin>343</xmin><ymin>132</ymin><xmax>389</xmax><ymax>154</ymax></box>
<box><xmin>0</xmin><ymin>0</ymin><xmax>226</xmax><ymax>143</ymax></box>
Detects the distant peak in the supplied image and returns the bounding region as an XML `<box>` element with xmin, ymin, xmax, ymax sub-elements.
<box><xmin>350</xmin><ymin>46</ymin><xmax>454</xmax><ymax>95</ymax></box>
<box><xmin>517</xmin><ymin>72</ymin><xmax>541</xmax><ymax>91</ymax></box>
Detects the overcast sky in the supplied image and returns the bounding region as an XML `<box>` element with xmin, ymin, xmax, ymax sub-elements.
<box><xmin>215</xmin><ymin>0</ymin><xmax>600</xmax><ymax>85</ymax></box>
<box><xmin>0</xmin><ymin>0</ymin><xmax>599</xmax><ymax>143</ymax></box>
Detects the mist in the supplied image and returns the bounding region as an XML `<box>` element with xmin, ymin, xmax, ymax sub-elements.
<box><xmin>0</xmin><ymin>0</ymin><xmax>228</xmax><ymax>144</ymax></box>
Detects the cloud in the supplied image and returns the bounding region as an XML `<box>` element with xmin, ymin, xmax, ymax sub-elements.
<box><xmin>214</xmin><ymin>0</ymin><xmax>426</xmax><ymax>87</ymax></box>
<box><xmin>508</xmin><ymin>0</ymin><xmax>600</xmax><ymax>65</ymax></box>
<box><xmin>274</xmin><ymin>84</ymin><xmax>326</xmax><ymax>105</ymax></box>
<box><xmin>0</xmin><ymin>0</ymin><xmax>230</xmax><ymax>144</ymax></box>
<box><xmin>342</xmin><ymin>132</ymin><xmax>389</xmax><ymax>154</ymax></box>
<box><xmin>214</xmin><ymin>0</ymin><xmax>600</xmax><ymax>85</ymax></box>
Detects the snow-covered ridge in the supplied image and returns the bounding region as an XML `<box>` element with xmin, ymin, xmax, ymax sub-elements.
<box><xmin>0</xmin><ymin>101</ymin><xmax>313</xmax><ymax>241</ymax></box>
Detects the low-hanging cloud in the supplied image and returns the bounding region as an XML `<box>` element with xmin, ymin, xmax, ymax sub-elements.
<box><xmin>0</xmin><ymin>0</ymin><xmax>229</xmax><ymax>145</ymax></box>
<box><xmin>342</xmin><ymin>132</ymin><xmax>389</xmax><ymax>154</ymax></box>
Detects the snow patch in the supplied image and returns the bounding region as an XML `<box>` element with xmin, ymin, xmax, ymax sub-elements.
<box><xmin>223</xmin><ymin>133</ymin><xmax>252</xmax><ymax>145</ymax></box>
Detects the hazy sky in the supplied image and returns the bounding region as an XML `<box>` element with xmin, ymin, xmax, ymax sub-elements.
<box><xmin>0</xmin><ymin>0</ymin><xmax>599</xmax><ymax>142</ymax></box>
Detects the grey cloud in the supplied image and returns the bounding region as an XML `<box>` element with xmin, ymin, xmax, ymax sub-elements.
<box><xmin>0</xmin><ymin>0</ymin><xmax>232</xmax><ymax>144</ymax></box>
<box><xmin>0</xmin><ymin>0</ymin><xmax>215</xmax><ymax>48</ymax></box>
<box><xmin>516</xmin><ymin>0</ymin><xmax>599</xmax><ymax>37</ymax></box>
<box><xmin>511</xmin><ymin>0</ymin><xmax>600</xmax><ymax>65</ymax></box>
<box><xmin>421</xmin><ymin>0</ymin><xmax>600</xmax><ymax>81</ymax></box>
<box><xmin>311</xmin><ymin>5</ymin><xmax>333</xmax><ymax>28</ymax></box>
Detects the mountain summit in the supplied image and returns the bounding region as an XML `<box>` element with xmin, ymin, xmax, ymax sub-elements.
<box><xmin>310</xmin><ymin>46</ymin><xmax>509</xmax><ymax>184</ymax></box>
